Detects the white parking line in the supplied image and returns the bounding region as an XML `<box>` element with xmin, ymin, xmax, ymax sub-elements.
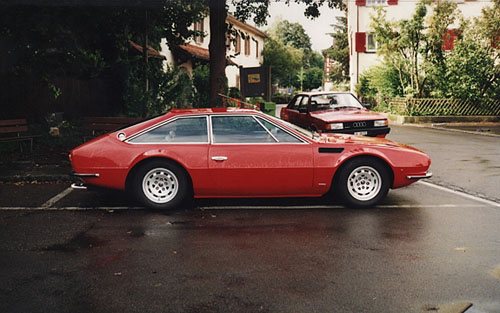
<box><xmin>40</xmin><ymin>187</ymin><xmax>74</xmax><ymax>208</ymax></box>
<box><xmin>0</xmin><ymin>204</ymin><xmax>491</xmax><ymax>211</ymax></box>
<box><xmin>418</xmin><ymin>181</ymin><xmax>500</xmax><ymax>208</ymax></box>
<box><xmin>0</xmin><ymin>206</ymin><xmax>143</xmax><ymax>211</ymax></box>
<box><xmin>0</xmin><ymin>181</ymin><xmax>497</xmax><ymax>211</ymax></box>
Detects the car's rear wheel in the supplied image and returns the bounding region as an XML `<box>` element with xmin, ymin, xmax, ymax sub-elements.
<box><xmin>133</xmin><ymin>160</ymin><xmax>189</xmax><ymax>210</ymax></box>
<box><xmin>335</xmin><ymin>157</ymin><xmax>390</xmax><ymax>208</ymax></box>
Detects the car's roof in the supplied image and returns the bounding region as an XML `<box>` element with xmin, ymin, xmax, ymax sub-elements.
<box><xmin>169</xmin><ymin>107</ymin><xmax>259</xmax><ymax>116</ymax></box>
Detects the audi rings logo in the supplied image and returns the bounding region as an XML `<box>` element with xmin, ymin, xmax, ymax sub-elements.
<box><xmin>353</xmin><ymin>122</ymin><xmax>367</xmax><ymax>128</ymax></box>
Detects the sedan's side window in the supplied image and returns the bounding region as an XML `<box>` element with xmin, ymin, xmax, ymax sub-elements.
<box><xmin>288</xmin><ymin>96</ymin><xmax>300</xmax><ymax>110</ymax></box>
<box><xmin>212</xmin><ymin>116</ymin><xmax>275</xmax><ymax>144</ymax></box>
<box><xmin>129</xmin><ymin>116</ymin><xmax>208</xmax><ymax>143</ymax></box>
<box><xmin>298</xmin><ymin>96</ymin><xmax>309</xmax><ymax>112</ymax></box>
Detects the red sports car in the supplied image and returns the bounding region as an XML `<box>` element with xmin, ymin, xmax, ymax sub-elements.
<box><xmin>280</xmin><ymin>92</ymin><xmax>390</xmax><ymax>137</ymax></box>
<box><xmin>70</xmin><ymin>108</ymin><xmax>431</xmax><ymax>209</ymax></box>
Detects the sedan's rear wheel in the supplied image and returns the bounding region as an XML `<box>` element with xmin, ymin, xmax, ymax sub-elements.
<box><xmin>335</xmin><ymin>157</ymin><xmax>390</xmax><ymax>208</ymax></box>
<box><xmin>133</xmin><ymin>160</ymin><xmax>189</xmax><ymax>210</ymax></box>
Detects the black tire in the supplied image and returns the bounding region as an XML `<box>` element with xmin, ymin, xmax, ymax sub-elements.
<box><xmin>334</xmin><ymin>157</ymin><xmax>391</xmax><ymax>208</ymax></box>
<box><xmin>132</xmin><ymin>159</ymin><xmax>190</xmax><ymax>210</ymax></box>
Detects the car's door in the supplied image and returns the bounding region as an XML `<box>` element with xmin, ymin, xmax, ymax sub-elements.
<box><xmin>207</xmin><ymin>115</ymin><xmax>315</xmax><ymax>197</ymax></box>
<box><xmin>294</xmin><ymin>96</ymin><xmax>311</xmax><ymax>129</ymax></box>
<box><xmin>281</xmin><ymin>96</ymin><xmax>303</xmax><ymax>125</ymax></box>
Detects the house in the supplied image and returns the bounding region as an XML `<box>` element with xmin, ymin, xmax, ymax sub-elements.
<box><xmin>160</xmin><ymin>14</ymin><xmax>267</xmax><ymax>90</ymax></box>
<box><xmin>347</xmin><ymin>0</ymin><xmax>495</xmax><ymax>93</ymax></box>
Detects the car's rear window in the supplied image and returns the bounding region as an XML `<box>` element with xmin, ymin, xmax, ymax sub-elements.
<box><xmin>129</xmin><ymin>116</ymin><xmax>208</xmax><ymax>143</ymax></box>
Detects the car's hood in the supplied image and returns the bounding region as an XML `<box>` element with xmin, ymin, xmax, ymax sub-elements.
<box><xmin>316</xmin><ymin>133</ymin><xmax>423</xmax><ymax>152</ymax></box>
<box><xmin>310</xmin><ymin>109</ymin><xmax>386</xmax><ymax>122</ymax></box>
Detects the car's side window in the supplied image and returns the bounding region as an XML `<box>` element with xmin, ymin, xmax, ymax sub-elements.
<box><xmin>211</xmin><ymin>116</ymin><xmax>275</xmax><ymax>144</ymax></box>
<box><xmin>288</xmin><ymin>96</ymin><xmax>300</xmax><ymax>110</ymax></box>
<box><xmin>129</xmin><ymin>116</ymin><xmax>208</xmax><ymax>143</ymax></box>
<box><xmin>255</xmin><ymin>117</ymin><xmax>302</xmax><ymax>143</ymax></box>
<box><xmin>298</xmin><ymin>96</ymin><xmax>309</xmax><ymax>112</ymax></box>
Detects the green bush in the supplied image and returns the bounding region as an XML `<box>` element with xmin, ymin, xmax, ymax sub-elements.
<box><xmin>271</xmin><ymin>93</ymin><xmax>294</xmax><ymax>104</ymax></box>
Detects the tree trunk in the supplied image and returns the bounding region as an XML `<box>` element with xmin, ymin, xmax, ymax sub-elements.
<box><xmin>209</xmin><ymin>0</ymin><xmax>227</xmax><ymax>107</ymax></box>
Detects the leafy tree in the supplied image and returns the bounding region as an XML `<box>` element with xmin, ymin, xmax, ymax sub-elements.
<box><xmin>209</xmin><ymin>0</ymin><xmax>345</xmax><ymax>105</ymax></box>
<box><xmin>308</xmin><ymin>51</ymin><xmax>325</xmax><ymax>70</ymax></box>
<box><xmin>270</xmin><ymin>19</ymin><xmax>312</xmax><ymax>51</ymax></box>
<box><xmin>303</xmin><ymin>67</ymin><xmax>324</xmax><ymax>90</ymax></box>
<box><xmin>262</xmin><ymin>37</ymin><xmax>303</xmax><ymax>87</ymax></box>
<box><xmin>442</xmin><ymin>1</ymin><xmax>500</xmax><ymax>101</ymax></box>
<box><xmin>370</xmin><ymin>0</ymin><xmax>459</xmax><ymax>97</ymax></box>
<box><xmin>0</xmin><ymin>2</ymin><xmax>207</xmax><ymax>117</ymax></box>
<box><xmin>325</xmin><ymin>13</ymin><xmax>349</xmax><ymax>84</ymax></box>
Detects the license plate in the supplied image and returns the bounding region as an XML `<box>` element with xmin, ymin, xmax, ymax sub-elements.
<box><xmin>354</xmin><ymin>131</ymin><xmax>368</xmax><ymax>136</ymax></box>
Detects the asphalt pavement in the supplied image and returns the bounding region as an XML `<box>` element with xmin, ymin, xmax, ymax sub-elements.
<box><xmin>1</xmin><ymin>117</ymin><xmax>500</xmax><ymax>313</ymax></box>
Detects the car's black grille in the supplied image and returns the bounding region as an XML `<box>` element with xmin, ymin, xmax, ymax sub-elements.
<box><xmin>343</xmin><ymin>121</ymin><xmax>374</xmax><ymax>129</ymax></box>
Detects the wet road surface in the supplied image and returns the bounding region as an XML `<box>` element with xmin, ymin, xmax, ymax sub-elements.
<box><xmin>1</xmin><ymin>123</ymin><xmax>500</xmax><ymax>313</ymax></box>
<box><xmin>1</xmin><ymin>180</ymin><xmax>499</xmax><ymax>313</ymax></box>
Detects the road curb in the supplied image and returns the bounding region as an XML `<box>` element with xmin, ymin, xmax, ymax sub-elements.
<box><xmin>393</xmin><ymin>123</ymin><xmax>500</xmax><ymax>138</ymax></box>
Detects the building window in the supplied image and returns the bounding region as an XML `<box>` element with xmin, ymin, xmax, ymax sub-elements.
<box><xmin>366</xmin><ymin>33</ymin><xmax>378</xmax><ymax>52</ymax></box>
<box><xmin>256</xmin><ymin>41</ymin><xmax>259</xmax><ymax>58</ymax></box>
<box><xmin>235</xmin><ymin>33</ymin><xmax>241</xmax><ymax>54</ymax></box>
<box><xmin>366</xmin><ymin>0</ymin><xmax>387</xmax><ymax>6</ymax></box>
<box><xmin>358</xmin><ymin>0</ymin><xmax>397</xmax><ymax>5</ymax></box>
<box><xmin>244</xmin><ymin>37</ymin><xmax>251</xmax><ymax>56</ymax></box>
<box><xmin>194</xmin><ymin>20</ymin><xmax>204</xmax><ymax>44</ymax></box>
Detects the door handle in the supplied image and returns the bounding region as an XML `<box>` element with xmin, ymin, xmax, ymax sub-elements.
<box><xmin>211</xmin><ymin>156</ymin><xmax>228</xmax><ymax>161</ymax></box>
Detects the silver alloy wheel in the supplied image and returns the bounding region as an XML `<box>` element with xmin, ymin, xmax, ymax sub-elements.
<box><xmin>142</xmin><ymin>167</ymin><xmax>179</xmax><ymax>204</ymax></box>
<box><xmin>347</xmin><ymin>165</ymin><xmax>382</xmax><ymax>201</ymax></box>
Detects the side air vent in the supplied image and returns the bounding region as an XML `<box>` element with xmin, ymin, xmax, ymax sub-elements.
<box><xmin>319</xmin><ymin>148</ymin><xmax>344</xmax><ymax>154</ymax></box>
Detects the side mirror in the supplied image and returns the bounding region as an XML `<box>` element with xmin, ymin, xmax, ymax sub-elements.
<box><xmin>298</xmin><ymin>107</ymin><xmax>308</xmax><ymax>114</ymax></box>
<box><xmin>362</xmin><ymin>103</ymin><xmax>372</xmax><ymax>109</ymax></box>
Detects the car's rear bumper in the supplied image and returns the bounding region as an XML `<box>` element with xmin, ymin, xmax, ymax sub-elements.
<box><xmin>323</xmin><ymin>126</ymin><xmax>390</xmax><ymax>137</ymax></box>
<box><xmin>72</xmin><ymin>172</ymin><xmax>100</xmax><ymax>178</ymax></box>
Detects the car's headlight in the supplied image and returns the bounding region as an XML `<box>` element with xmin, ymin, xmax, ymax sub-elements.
<box><xmin>326</xmin><ymin>122</ymin><xmax>344</xmax><ymax>130</ymax></box>
<box><xmin>374</xmin><ymin>119</ymin><xmax>388</xmax><ymax>127</ymax></box>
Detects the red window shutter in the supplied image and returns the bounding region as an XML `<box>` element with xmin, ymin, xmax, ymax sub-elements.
<box><xmin>388</xmin><ymin>0</ymin><xmax>398</xmax><ymax>5</ymax></box>
<box><xmin>355</xmin><ymin>32</ymin><xmax>366</xmax><ymax>52</ymax></box>
<box><xmin>442</xmin><ymin>29</ymin><xmax>459</xmax><ymax>51</ymax></box>
<box><xmin>355</xmin><ymin>0</ymin><xmax>366</xmax><ymax>6</ymax></box>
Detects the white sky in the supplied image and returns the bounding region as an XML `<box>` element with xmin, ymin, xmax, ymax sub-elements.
<box><xmin>263</xmin><ymin>2</ymin><xmax>343</xmax><ymax>52</ymax></box>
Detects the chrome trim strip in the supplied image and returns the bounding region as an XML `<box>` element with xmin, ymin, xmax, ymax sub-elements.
<box><xmin>72</xmin><ymin>173</ymin><xmax>100</xmax><ymax>178</ymax></box>
<box><xmin>253</xmin><ymin>116</ymin><xmax>279</xmax><ymax>142</ymax></box>
<box><xmin>125</xmin><ymin>115</ymin><xmax>210</xmax><ymax>144</ymax></box>
<box><xmin>407</xmin><ymin>172</ymin><xmax>433</xmax><ymax>180</ymax></box>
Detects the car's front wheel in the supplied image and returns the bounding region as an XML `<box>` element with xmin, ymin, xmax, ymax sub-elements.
<box><xmin>335</xmin><ymin>157</ymin><xmax>391</xmax><ymax>208</ymax></box>
<box><xmin>133</xmin><ymin>160</ymin><xmax>190</xmax><ymax>210</ymax></box>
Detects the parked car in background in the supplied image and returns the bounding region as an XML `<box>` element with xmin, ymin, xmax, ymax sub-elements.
<box><xmin>280</xmin><ymin>92</ymin><xmax>390</xmax><ymax>138</ymax></box>
<box><xmin>70</xmin><ymin>108</ymin><xmax>431</xmax><ymax>210</ymax></box>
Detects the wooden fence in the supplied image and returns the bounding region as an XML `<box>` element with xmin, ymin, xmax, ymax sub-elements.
<box><xmin>388</xmin><ymin>98</ymin><xmax>500</xmax><ymax>116</ymax></box>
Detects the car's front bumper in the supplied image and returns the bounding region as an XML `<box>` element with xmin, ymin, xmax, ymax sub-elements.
<box><xmin>407</xmin><ymin>172</ymin><xmax>433</xmax><ymax>180</ymax></box>
<box><xmin>323</xmin><ymin>126</ymin><xmax>390</xmax><ymax>137</ymax></box>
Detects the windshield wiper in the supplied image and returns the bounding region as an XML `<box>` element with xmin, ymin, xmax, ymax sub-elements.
<box><xmin>334</xmin><ymin>106</ymin><xmax>361</xmax><ymax>110</ymax></box>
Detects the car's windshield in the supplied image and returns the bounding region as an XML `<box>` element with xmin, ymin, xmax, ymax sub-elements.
<box><xmin>309</xmin><ymin>93</ymin><xmax>363</xmax><ymax>112</ymax></box>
